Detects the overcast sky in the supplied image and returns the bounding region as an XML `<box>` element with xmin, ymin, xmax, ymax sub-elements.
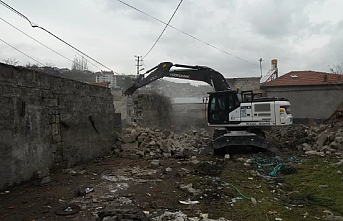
<box><xmin>1</xmin><ymin>0</ymin><xmax>343</xmax><ymax>80</ymax></box>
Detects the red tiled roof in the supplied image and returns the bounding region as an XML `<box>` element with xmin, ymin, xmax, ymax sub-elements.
<box><xmin>90</xmin><ymin>82</ymin><xmax>110</xmax><ymax>87</ymax></box>
<box><xmin>262</xmin><ymin>71</ymin><xmax>343</xmax><ymax>87</ymax></box>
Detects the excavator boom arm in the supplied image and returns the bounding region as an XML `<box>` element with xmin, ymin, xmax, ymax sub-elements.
<box><xmin>124</xmin><ymin>62</ymin><xmax>230</xmax><ymax>95</ymax></box>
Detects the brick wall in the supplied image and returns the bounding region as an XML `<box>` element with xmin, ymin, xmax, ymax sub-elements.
<box><xmin>0</xmin><ymin>63</ymin><xmax>119</xmax><ymax>190</ymax></box>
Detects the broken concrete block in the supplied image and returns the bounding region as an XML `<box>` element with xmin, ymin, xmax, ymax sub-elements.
<box><xmin>335</xmin><ymin>137</ymin><xmax>343</xmax><ymax>144</ymax></box>
<box><xmin>122</xmin><ymin>134</ymin><xmax>137</xmax><ymax>143</ymax></box>
<box><xmin>40</xmin><ymin>176</ymin><xmax>51</xmax><ymax>185</ymax></box>
<box><xmin>149</xmin><ymin>160</ymin><xmax>161</xmax><ymax>168</ymax></box>
<box><xmin>330</xmin><ymin>141</ymin><xmax>343</xmax><ymax>150</ymax></box>
<box><xmin>302</xmin><ymin>143</ymin><xmax>312</xmax><ymax>152</ymax></box>
<box><xmin>37</xmin><ymin>168</ymin><xmax>50</xmax><ymax>179</ymax></box>
<box><xmin>317</xmin><ymin>133</ymin><xmax>329</xmax><ymax>147</ymax></box>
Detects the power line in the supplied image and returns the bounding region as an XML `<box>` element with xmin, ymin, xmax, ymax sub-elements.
<box><xmin>143</xmin><ymin>0</ymin><xmax>183</xmax><ymax>59</ymax></box>
<box><xmin>0</xmin><ymin>0</ymin><xmax>118</xmax><ymax>74</ymax></box>
<box><xmin>0</xmin><ymin>37</ymin><xmax>44</xmax><ymax>66</ymax></box>
<box><xmin>0</xmin><ymin>17</ymin><xmax>103</xmax><ymax>71</ymax></box>
<box><xmin>117</xmin><ymin>0</ymin><xmax>261</xmax><ymax>67</ymax></box>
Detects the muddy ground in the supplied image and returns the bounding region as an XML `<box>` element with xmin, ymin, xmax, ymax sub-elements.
<box><xmin>1</xmin><ymin>151</ymin><xmax>343</xmax><ymax>221</ymax></box>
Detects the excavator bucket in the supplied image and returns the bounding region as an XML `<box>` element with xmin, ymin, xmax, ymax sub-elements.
<box><xmin>212</xmin><ymin>131</ymin><xmax>280</xmax><ymax>154</ymax></box>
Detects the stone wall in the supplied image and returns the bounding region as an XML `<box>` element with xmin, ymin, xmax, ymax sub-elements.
<box><xmin>132</xmin><ymin>93</ymin><xmax>172</xmax><ymax>129</ymax></box>
<box><xmin>0</xmin><ymin>63</ymin><xmax>119</xmax><ymax>190</ymax></box>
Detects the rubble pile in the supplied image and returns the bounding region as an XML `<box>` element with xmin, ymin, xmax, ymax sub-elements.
<box><xmin>114</xmin><ymin>123</ymin><xmax>211</xmax><ymax>159</ymax></box>
<box><xmin>266</xmin><ymin>125</ymin><xmax>318</xmax><ymax>150</ymax></box>
<box><xmin>300</xmin><ymin>121</ymin><xmax>343</xmax><ymax>157</ymax></box>
<box><xmin>267</xmin><ymin>103</ymin><xmax>343</xmax><ymax>157</ymax></box>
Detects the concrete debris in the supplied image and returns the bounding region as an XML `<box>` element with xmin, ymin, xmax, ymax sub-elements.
<box><xmin>267</xmin><ymin>120</ymin><xmax>343</xmax><ymax>157</ymax></box>
<box><xmin>36</xmin><ymin>168</ymin><xmax>51</xmax><ymax>185</ymax></box>
<box><xmin>179</xmin><ymin>183</ymin><xmax>202</xmax><ymax>195</ymax></box>
<box><xmin>153</xmin><ymin>211</ymin><xmax>188</xmax><ymax>221</ymax></box>
<box><xmin>97</xmin><ymin>208</ymin><xmax>150</xmax><ymax>221</ymax></box>
<box><xmin>150</xmin><ymin>160</ymin><xmax>161</xmax><ymax>168</ymax></box>
<box><xmin>116</xmin><ymin>124</ymin><xmax>211</xmax><ymax>160</ymax></box>
<box><xmin>152</xmin><ymin>211</ymin><xmax>229</xmax><ymax>221</ymax></box>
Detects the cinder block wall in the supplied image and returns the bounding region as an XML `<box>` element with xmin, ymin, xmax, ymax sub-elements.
<box><xmin>0</xmin><ymin>63</ymin><xmax>119</xmax><ymax>190</ymax></box>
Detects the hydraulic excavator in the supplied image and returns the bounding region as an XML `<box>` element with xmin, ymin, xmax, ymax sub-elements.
<box><xmin>124</xmin><ymin>62</ymin><xmax>293</xmax><ymax>154</ymax></box>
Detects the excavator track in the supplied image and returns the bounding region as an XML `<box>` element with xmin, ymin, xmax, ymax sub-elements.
<box><xmin>212</xmin><ymin>130</ymin><xmax>280</xmax><ymax>154</ymax></box>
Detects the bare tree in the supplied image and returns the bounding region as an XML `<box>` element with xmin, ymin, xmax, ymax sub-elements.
<box><xmin>3</xmin><ymin>58</ymin><xmax>19</xmax><ymax>66</ymax></box>
<box><xmin>71</xmin><ymin>56</ymin><xmax>88</xmax><ymax>71</ymax></box>
<box><xmin>329</xmin><ymin>63</ymin><xmax>343</xmax><ymax>74</ymax></box>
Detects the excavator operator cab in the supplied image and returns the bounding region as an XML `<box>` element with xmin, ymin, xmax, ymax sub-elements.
<box><xmin>208</xmin><ymin>90</ymin><xmax>240</xmax><ymax>124</ymax></box>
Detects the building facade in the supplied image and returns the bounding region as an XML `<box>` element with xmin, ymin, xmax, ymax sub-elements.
<box><xmin>261</xmin><ymin>71</ymin><xmax>343</xmax><ymax>123</ymax></box>
<box><xmin>96</xmin><ymin>71</ymin><xmax>117</xmax><ymax>88</ymax></box>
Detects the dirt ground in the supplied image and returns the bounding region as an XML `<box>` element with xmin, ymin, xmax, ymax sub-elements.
<box><xmin>1</xmin><ymin>151</ymin><xmax>343</xmax><ymax>221</ymax></box>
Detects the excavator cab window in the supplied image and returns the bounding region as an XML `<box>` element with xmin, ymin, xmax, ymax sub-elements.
<box><xmin>208</xmin><ymin>91</ymin><xmax>240</xmax><ymax>124</ymax></box>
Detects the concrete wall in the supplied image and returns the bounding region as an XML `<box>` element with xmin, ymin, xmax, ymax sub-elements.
<box><xmin>262</xmin><ymin>85</ymin><xmax>343</xmax><ymax>120</ymax></box>
<box><xmin>226</xmin><ymin>77</ymin><xmax>262</xmax><ymax>92</ymax></box>
<box><xmin>0</xmin><ymin>63</ymin><xmax>119</xmax><ymax>189</ymax></box>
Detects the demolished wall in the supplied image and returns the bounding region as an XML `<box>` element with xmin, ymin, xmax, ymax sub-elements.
<box><xmin>0</xmin><ymin>63</ymin><xmax>119</xmax><ymax>190</ymax></box>
<box><xmin>132</xmin><ymin>92</ymin><xmax>211</xmax><ymax>132</ymax></box>
<box><xmin>132</xmin><ymin>92</ymin><xmax>172</xmax><ymax>129</ymax></box>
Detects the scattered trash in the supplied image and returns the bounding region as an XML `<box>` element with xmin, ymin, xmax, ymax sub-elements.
<box><xmin>85</xmin><ymin>187</ymin><xmax>94</xmax><ymax>194</ymax></box>
<box><xmin>268</xmin><ymin>211</ymin><xmax>278</xmax><ymax>215</ymax></box>
<box><xmin>0</xmin><ymin>191</ymin><xmax>9</xmax><ymax>195</ymax></box>
<box><xmin>251</xmin><ymin>197</ymin><xmax>257</xmax><ymax>206</ymax></box>
<box><xmin>323</xmin><ymin>210</ymin><xmax>343</xmax><ymax>221</ymax></box>
<box><xmin>319</xmin><ymin>185</ymin><xmax>329</xmax><ymax>188</ymax></box>
<box><xmin>251</xmin><ymin>156</ymin><xmax>297</xmax><ymax>177</ymax></box>
<box><xmin>77</xmin><ymin>186</ymin><xmax>94</xmax><ymax>196</ymax></box>
<box><xmin>55</xmin><ymin>205</ymin><xmax>80</xmax><ymax>216</ymax></box>
<box><xmin>235</xmin><ymin>197</ymin><xmax>243</xmax><ymax>200</ymax></box>
<box><xmin>214</xmin><ymin>178</ymin><xmax>256</xmax><ymax>205</ymax></box>
<box><xmin>224</xmin><ymin>154</ymin><xmax>230</xmax><ymax>159</ymax></box>
<box><xmin>275</xmin><ymin>218</ymin><xmax>283</xmax><ymax>221</ymax></box>
<box><xmin>0</xmin><ymin>214</ymin><xmax>9</xmax><ymax>219</ymax></box>
<box><xmin>65</xmin><ymin>206</ymin><xmax>73</xmax><ymax>212</ymax></box>
<box><xmin>179</xmin><ymin>198</ymin><xmax>200</xmax><ymax>205</ymax></box>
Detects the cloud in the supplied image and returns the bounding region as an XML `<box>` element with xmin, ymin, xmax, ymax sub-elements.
<box><xmin>0</xmin><ymin>0</ymin><xmax>343</xmax><ymax>80</ymax></box>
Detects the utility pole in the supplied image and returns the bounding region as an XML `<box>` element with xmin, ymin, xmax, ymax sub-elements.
<box><xmin>259</xmin><ymin>58</ymin><xmax>264</xmax><ymax>78</ymax></box>
<box><xmin>134</xmin><ymin>55</ymin><xmax>143</xmax><ymax>75</ymax></box>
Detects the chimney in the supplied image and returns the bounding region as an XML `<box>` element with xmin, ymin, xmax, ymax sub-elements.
<box><xmin>271</xmin><ymin>59</ymin><xmax>278</xmax><ymax>78</ymax></box>
<box><xmin>323</xmin><ymin>74</ymin><xmax>328</xmax><ymax>82</ymax></box>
